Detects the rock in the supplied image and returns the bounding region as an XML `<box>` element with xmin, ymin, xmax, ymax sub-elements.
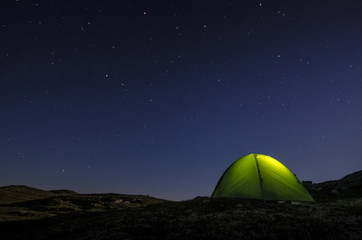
<box><xmin>331</xmin><ymin>189</ymin><xmax>340</xmax><ymax>195</ymax></box>
<box><xmin>302</xmin><ymin>181</ymin><xmax>313</xmax><ymax>188</ymax></box>
<box><xmin>337</xmin><ymin>186</ymin><xmax>349</xmax><ymax>192</ymax></box>
<box><xmin>310</xmin><ymin>186</ymin><xmax>322</xmax><ymax>191</ymax></box>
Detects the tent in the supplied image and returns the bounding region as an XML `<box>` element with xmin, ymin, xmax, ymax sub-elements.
<box><xmin>211</xmin><ymin>154</ymin><xmax>314</xmax><ymax>202</ymax></box>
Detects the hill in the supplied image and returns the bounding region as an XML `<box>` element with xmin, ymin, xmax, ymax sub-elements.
<box><xmin>0</xmin><ymin>185</ymin><xmax>57</xmax><ymax>204</ymax></box>
<box><xmin>306</xmin><ymin>170</ymin><xmax>362</xmax><ymax>200</ymax></box>
<box><xmin>0</xmin><ymin>186</ymin><xmax>165</xmax><ymax>222</ymax></box>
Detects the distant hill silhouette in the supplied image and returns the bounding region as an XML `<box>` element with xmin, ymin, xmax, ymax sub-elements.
<box><xmin>306</xmin><ymin>170</ymin><xmax>362</xmax><ymax>200</ymax></box>
<box><xmin>0</xmin><ymin>185</ymin><xmax>57</xmax><ymax>204</ymax></box>
<box><xmin>0</xmin><ymin>185</ymin><xmax>166</xmax><ymax>222</ymax></box>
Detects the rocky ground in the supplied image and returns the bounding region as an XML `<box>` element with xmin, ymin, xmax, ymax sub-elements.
<box><xmin>1</xmin><ymin>171</ymin><xmax>361</xmax><ymax>240</ymax></box>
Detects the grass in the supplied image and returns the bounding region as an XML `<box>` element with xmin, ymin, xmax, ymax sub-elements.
<box><xmin>2</xmin><ymin>197</ymin><xmax>361</xmax><ymax>239</ymax></box>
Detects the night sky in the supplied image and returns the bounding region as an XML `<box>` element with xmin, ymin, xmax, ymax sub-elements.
<box><xmin>1</xmin><ymin>1</ymin><xmax>362</xmax><ymax>200</ymax></box>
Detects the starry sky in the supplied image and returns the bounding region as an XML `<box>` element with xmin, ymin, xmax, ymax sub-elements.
<box><xmin>1</xmin><ymin>1</ymin><xmax>362</xmax><ymax>200</ymax></box>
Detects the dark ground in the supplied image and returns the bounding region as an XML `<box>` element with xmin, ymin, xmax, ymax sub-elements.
<box><xmin>1</xmin><ymin>171</ymin><xmax>362</xmax><ymax>240</ymax></box>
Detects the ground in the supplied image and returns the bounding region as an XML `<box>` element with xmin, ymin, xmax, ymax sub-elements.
<box><xmin>1</xmin><ymin>171</ymin><xmax>362</xmax><ymax>239</ymax></box>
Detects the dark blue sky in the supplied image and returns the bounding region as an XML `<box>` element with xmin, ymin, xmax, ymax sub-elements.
<box><xmin>1</xmin><ymin>1</ymin><xmax>362</xmax><ymax>200</ymax></box>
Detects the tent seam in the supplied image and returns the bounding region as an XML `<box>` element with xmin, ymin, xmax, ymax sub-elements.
<box><xmin>254</xmin><ymin>154</ymin><xmax>265</xmax><ymax>201</ymax></box>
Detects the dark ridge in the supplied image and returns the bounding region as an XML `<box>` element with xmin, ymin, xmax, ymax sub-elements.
<box><xmin>49</xmin><ymin>190</ymin><xmax>78</xmax><ymax>195</ymax></box>
<box><xmin>0</xmin><ymin>185</ymin><xmax>55</xmax><ymax>204</ymax></box>
<box><xmin>305</xmin><ymin>170</ymin><xmax>362</xmax><ymax>200</ymax></box>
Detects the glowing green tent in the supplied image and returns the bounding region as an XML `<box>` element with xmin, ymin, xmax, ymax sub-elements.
<box><xmin>211</xmin><ymin>154</ymin><xmax>314</xmax><ymax>202</ymax></box>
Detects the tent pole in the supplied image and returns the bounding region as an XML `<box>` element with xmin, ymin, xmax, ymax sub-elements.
<box><xmin>254</xmin><ymin>154</ymin><xmax>265</xmax><ymax>202</ymax></box>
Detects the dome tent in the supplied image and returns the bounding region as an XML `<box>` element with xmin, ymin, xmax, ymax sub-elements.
<box><xmin>211</xmin><ymin>154</ymin><xmax>314</xmax><ymax>202</ymax></box>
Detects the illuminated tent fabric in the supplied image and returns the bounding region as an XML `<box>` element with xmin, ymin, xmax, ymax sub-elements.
<box><xmin>211</xmin><ymin>154</ymin><xmax>314</xmax><ymax>202</ymax></box>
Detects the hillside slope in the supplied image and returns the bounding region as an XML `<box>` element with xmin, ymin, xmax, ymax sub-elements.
<box><xmin>0</xmin><ymin>185</ymin><xmax>57</xmax><ymax>204</ymax></box>
<box><xmin>306</xmin><ymin>170</ymin><xmax>362</xmax><ymax>200</ymax></box>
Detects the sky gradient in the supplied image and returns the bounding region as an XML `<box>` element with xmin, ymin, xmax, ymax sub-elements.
<box><xmin>1</xmin><ymin>1</ymin><xmax>362</xmax><ymax>200</ymax></box>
